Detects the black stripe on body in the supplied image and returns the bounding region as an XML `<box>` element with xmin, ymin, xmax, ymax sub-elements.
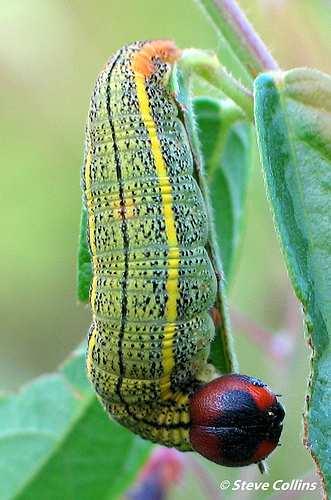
<box><xmin>105</xmin><ymin>50</ymin><xmax>129</xmax><ymax>402</ymax></box>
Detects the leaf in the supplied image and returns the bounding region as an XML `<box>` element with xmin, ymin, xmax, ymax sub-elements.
<box><xmin>0</xmin><ymin>348</ymin><xmax>151</xmax><ymax>500</ymax></box>
<box><xmin>254</xmin><ymin>68</ymin><xmax>331</xmax><ymax>495</ymax></box>
<box><xmin>77</xmin><ymin>204</ymin><xmax>92</xmax><ymax>303</ymax></box>
<box><xmin>193</xmin><ymin>96</ymin><xmax>252</xmax><ymax>283</ymax></box>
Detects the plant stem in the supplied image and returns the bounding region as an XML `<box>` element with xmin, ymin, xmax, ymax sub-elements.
<box><xmin>198</xmin><ymin>0</ymin><xmax>279</xmax><ymax>78</ymax></box>
<box><xmin>180</xmin><ymin>48</ymin><xmax>254</xmax><ymax>121</ymax></box>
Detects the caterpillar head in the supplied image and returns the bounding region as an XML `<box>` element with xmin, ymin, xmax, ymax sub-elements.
<box><xmin>189</xmin><ymin>374</ymin><xmax>285</xmax><ymax>467</ymax></box>
<box><xmin>132</xmin><ymin>40</ymin><xmax>181</xmax><ymax>84</ymax></box>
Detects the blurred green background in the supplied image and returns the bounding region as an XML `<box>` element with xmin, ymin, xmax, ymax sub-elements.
<box><xmin>1</xmin><ymin>0</ymin><xmax>330</xmax><ymax>498</ymax></box>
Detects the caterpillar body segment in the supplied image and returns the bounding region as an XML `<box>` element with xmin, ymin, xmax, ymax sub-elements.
<box><xmin>83</xmin><ymin>40</ymin><xmax>217</xmax><ymax>449</ymax></box>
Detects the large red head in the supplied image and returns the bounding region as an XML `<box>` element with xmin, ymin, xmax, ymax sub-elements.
<box><xmin>189</xmin><ymin>374</ymin><xmax>285</xmax><ymax>467</ymax></box>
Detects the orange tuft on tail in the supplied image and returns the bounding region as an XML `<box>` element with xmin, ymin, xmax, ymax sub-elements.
<box><xmin>132</xmin><ymin>40</ymin><xmax>181</xmax><ymax>77</ymax></box>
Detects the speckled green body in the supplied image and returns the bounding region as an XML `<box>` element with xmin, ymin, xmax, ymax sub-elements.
<box><xmin>83</xmin><ymin>41</ymin><xmax>217</xmax><ymax>449</ymax></box>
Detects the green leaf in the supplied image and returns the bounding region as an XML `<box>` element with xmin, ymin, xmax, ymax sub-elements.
<box><xmin>254</xmin><ymin>68</ymin><xmax>331</xmax><ymax>495</ymax></box>
<box><xmin>77</xmin><ymin>204</ymin><xmax>93</xmax><ymax>303</ymax></box>
<box><xmin>0</xmin><ymin>348</ymin><xmax>151</xmax><ymax>500</ymax></box>
<box><xmin>193</xmin><ymin>96</ymin><xmax>252</xmax><ymax>283</ymax></box>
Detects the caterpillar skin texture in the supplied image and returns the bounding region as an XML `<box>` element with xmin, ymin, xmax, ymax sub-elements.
<box><xmin>83</xmin><ymin>40</ymin><xmax>218</xmax><ymax>451</ymax></box>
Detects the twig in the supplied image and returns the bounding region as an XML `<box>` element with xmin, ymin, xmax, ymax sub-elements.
<box><xmin>198</xmin><ymin>0</ymin><xmax>279</xmax><ymax>78</ymax></box>
<box><xmin>180</xmin><ymin>48</ymin><xmax>254</xmax><ymax>120</ymax></box>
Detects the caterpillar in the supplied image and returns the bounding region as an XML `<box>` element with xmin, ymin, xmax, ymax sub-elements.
<box><xmin>82</xmin><ymin>40</ymin><xmax>284</xmax><ymax>467</ymax></box>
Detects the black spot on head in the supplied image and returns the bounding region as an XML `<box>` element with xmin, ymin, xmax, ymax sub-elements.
<box><xmin>209</xmin><ymin>390</ymin><xmax>285</xmax><ymax>466</ymax></box>
<box><xmin>214</xmin><ymin>388</ymin><xmax>283</xmax><ymax>427</ymax></box>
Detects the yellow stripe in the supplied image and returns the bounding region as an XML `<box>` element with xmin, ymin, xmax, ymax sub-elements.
<box><xmin>84</xmin><ymin>149</ymin><xmax>97</xmax><ymax>256</ymax></box>
<box><xmin>86</xmin><ymin>326</ymin><xmax>97</xmax><ymax>379</ymax></box>
<box><xmin>84</xmin><ymin>144</ymin><xmax>99</xmax><ymax>365</ymax></box>
<box><xmin>85</xmin><ymin>149</ymin><xmax>97</xmax><ymax>311</ymax></box>
<box><xmin>134</xmin><ymin>71</ymin><xmax>179</xmax><ymax>399</ymax></box>
<box><xmin>90</xmin><ymin>275</ymin><xmax>98</xmax><ymax>315</ymax></box>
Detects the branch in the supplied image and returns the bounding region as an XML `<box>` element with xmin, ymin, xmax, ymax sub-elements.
<box><xmin>198</xmin><ymin>0</ymin><xmax>279</xmax><ymax>78</ymax></box>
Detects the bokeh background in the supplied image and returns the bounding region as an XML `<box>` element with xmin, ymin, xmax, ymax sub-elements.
<box><xmin>1</xmin><ymin>0</ymin><xmax>330</xmax><ymax>498</ymax></box>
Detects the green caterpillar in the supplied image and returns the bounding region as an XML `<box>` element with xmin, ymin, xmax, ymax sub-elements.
<box><xmin>81</xmin><ymin>40</ymin><xmax>284</xmax><ymax>467</ymax></box>
<box><xmin>82</xmin><ymin>39</ymin><xmax>218</xmax><ymax>449</ymax></box>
